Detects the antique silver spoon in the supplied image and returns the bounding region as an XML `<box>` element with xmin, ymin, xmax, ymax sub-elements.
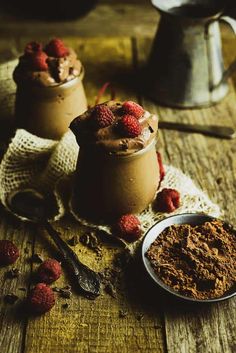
<box><xmin>9</xmin><ymin>189</ymin><xmax>100</xmax><ymax>299</ymax></box>
<box><xmin>159</xmin><ymin>121</ymin><xmax>236</xmax><ymax>139</ymax></box>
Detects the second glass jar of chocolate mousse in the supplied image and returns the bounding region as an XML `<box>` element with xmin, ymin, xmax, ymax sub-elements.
<box><xmin>70</xmin><ymin>100</ymin><xmax>160</xmax><ymax>221</ymax></box>
<box><xmin>13</xmin><ymin>39</ymin><xmax>87</xmax><ymax>140</ymax></box>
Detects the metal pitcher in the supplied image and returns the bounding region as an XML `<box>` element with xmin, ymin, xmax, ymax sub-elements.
<box><xmin>147</xmin><ymin>0</ymin><xmax>236</xmax><ymax>108</ymax></box>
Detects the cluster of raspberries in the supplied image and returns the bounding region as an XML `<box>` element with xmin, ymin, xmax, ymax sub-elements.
<box><xmin>0</xmin><ymin>241</ymin><xmax>62</xmax><ymax>314</ymax></box>
<box><xmin>0</xmin><ymin>153</ymin><xmax>180</xmax><ymax>312</ymax></box>
<box><xmin>23</xmin><ymin>38</ymin><xmax>69</xmax><ymax>71</ymax></box>
<box><xmin>114</xmin><ymin>190</ymin><xmax>180</xmax><ymax>243</ymax></box>
<box><xmin>26</xmin><ymin>258</ymin><xmax>62</xmax><ymax>314</ymax></box>
<box><xmin>91</xmin><ymin>100</ymin><xmax>144</xmax><ymax>138</ymax></box>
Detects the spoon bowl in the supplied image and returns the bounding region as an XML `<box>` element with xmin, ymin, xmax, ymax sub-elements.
<box><xmin>8</xmin><ymin>189</ymin><xmax>101</xmax><ymax>299</ymax></box>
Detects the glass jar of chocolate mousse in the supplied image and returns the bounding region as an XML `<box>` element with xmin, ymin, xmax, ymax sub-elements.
<box><xmin>13</xmin><ymin>40</ymin><xmax>87</xmax><ymax>140</ymax></box>
<box><xmin>70</xmin><ymin>101</ymin><xmax>160</xmax><ymax>221</ymax></box>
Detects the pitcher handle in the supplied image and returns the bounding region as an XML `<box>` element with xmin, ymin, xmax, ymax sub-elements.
<box><xmin>218</xmin><ymin>16</ymin><xmax>236</xmax><ymax>83</ymax></box>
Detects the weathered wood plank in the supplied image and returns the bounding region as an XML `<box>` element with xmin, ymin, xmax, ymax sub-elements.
<box><xmin>136</xmin><ymin>29</ymin><xmax>236</xmax><ymax>353</ymax></box>
<box><xmin>0</xmin><ymin>3</ymin><xmax>159</xmax><ymax>38</ymax></box>
<box><xmin>0</xmin><ymin>23</ymin><xmax>235</xmax><ymax>353</ymax></box>
<box><xmin>16</xmin><ymin>37</ymin><xmax>165</xmax><ymax>353</ymax></box>
<box><xmin>0</xmin><ymin>209</ymin><xmax>34</xmax><ymax>353</ymax></box>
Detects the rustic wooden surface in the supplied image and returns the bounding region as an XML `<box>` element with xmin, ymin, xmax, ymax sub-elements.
<box><xmin>0</xmin><ymin>0</ymin><xmax>159</xmax><ymax>39</ymax></box>
<box><xmin>0</xmin><ymin>3</ymin><xmax>236</xmax><ymax>353</ymax></box>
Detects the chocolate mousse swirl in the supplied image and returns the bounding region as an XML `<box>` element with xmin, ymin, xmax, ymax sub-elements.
<box><xmin>70</xmin><ymin>101</ymin><xmax>158</xmax><ymax>155</ymax></box>
<box><xmin>13</xmin><ymin>48</ymin><xmax>82</xmax><ymax>87</ymax></box>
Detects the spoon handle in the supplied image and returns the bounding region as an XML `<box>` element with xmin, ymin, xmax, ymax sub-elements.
<box><xmin>159</xmin><ymin>121</ymin><xmax>236</xmax><ymax>139</ymax></box>
<box><xmin>44</xmin><ymin>222</ymin><xmax>100</xmax><ymax>299</ymax></box>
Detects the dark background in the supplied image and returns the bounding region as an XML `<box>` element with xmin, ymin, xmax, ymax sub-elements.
<box><xmin>0</xmin><ymin>0</ymin><xmax>158</xmax><ymax>42</ymax></box>
<box><xmin>0</xmin><ymin>1</ymin><xmax>235</xmax><ymax>46</ymax></box>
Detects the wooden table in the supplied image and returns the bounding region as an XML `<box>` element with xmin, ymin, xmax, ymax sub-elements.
<box><xmin>0</xmin><ymin>4</ymin><xmax>236</xmax><ymax>353</ymax></box>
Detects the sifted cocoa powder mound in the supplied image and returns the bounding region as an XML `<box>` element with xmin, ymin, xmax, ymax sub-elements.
<box><xmin>146</xmin><ymin>220</ymin><xmax>236</xmax><ymax>300</ymax></box>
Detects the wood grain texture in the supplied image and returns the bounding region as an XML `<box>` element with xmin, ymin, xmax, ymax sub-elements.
<box><xmin>0</xmin><ymin>210</ymin><xmax>34</xmax><ymax>353</ymax></box>
<box><xmin>0</xmin><ymin>3</ymin><xmax>159</xmax><ymax>38</ymax></box>
<box><xmin>136</xmin><ymin>27</ymin><xmax>236</xmax><ymax>353</ymax></box>
<box><xmin>0</xmin><ymin>18</ymin><xmax>235</xmax><ymax>353</ymax></box>
<box><xmin>16</xmin><ymin>38</ymin><xmax>165</xmax><ymax>353</ymax></box>
<box><xmin>23</xmin><ymin>223</ymin><xmax>165</xmax><ymax>353</ymax></box>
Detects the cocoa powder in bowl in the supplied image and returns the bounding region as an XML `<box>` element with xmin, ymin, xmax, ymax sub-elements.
<box><xmin>146</xmin><ymin>220</ymin><xmax>236</xmax><ymax>300</ymax></box>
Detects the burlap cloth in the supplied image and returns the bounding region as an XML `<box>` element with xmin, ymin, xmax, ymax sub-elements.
<box><xmin>0</xmin><ymin>59</ymin><xmax>220</xmax><ymax>245</ymax></box>
<box><xmin>0</xmin><ymin>128</ymin><xmax>220</xmax><ymax>227</ymax></box>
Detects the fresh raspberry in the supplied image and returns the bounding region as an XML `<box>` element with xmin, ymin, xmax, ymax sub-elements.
<box><xmin>92</xmin><ymin>104</ymin><xmax>115</xmax><ymax>128</ymax></box>
<box><xmin>45</xmin><ymin>38</ymin><xmax>69</xmax><ymax>58</ymax></box>
<box><xmin>117</xmin><ymin>115</ymin><xmax>142</xmax><ymax>138</ymax></box>
<box><xmin>29</xmin><ymin>52</ymin><xmax>48</xmax><ymax>71</ymax></box>
<box><xmin>157</xmin><ymin>152</ymin><xmax>165</xmax><ymax>182</ymax></box>
<box><xmin>24</xmin><ymin>41</ymin><xmax>43</xmax><ymax>55</ymax></box>
<box><xmin>28</xmin><ymin>283</ymin><xmax>55</xmax><ymax>314</ymax></box>
<box><xmin>154</xmin><ymin>188</ymin><xmax>180</xmax><ymax>213</ymax></box>
<box><xmin>37</xmin><ymin>259</ymin><xmax>62</xmax><ymax>284</ymax></box>
<box><xmin>0</xmin><ymin>240</ymin><xmax>20</xmax><ymax>266</ymax></box>
<box><xmin>114</xmin><ymin>214</ymin><xmax>142</xmax><ymax>242</ymax></box>
<box><xmin>122</xmin><ymin>101</ymin><xmax>144</xmax><ymax>119</ymax></box>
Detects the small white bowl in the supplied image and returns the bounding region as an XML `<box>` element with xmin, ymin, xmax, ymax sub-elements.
<box><xmin>142</xmin><ymin>213</ymin><xmax>236</xmax><ymax>303</ymax></box>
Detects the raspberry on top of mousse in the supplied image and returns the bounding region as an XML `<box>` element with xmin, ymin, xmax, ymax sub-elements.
<box><xmin>70</xmin><ymin>100</ymin><xmax>158</xmax><ymax>155</ymax></box>
<box><xmin>13</xmin><ymin>38</ymin><xmax>82</xmax><ymax>86</ymax></box>
<box><xmin>24</xmin><ymin>41</ymin><xmax>43</xmax><ymax>55</ymax></box>
<box><xmin>122</xmin><ymin>100</ymin><xmax>144</xmax><ymax>119</ymax></box>
<box><xmin>117</xmin><ymin>114</ymin><xmax>142</xmax><ymax>138</ymax></box>
<box><xmin>29</xmin><ymin>51</ymin><xmax>49</xmax><ymax>71</ymax></box>
<box><xmin>91</xmin><ymin>104</ymin><xmax>116</xmax><ymax>129</ymax></box>
<box><xmin>45</xmin><ymin>38</ymin><xmax>69</xmax><ymax>58</ymax></box>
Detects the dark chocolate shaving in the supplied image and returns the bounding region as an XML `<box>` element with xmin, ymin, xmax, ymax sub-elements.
<box><xmin>53</xmin><ymin>285</ymin><xmax>72</xmax><ymax>299</ymax></box>
<box><xmin>79</xmin><ymin>232</ymin><xmax>102</xmax><ymax>254</ymax></box>
<box><xmin>4</xmin><ymin>294</ymin><xmax>19</xmax><ymax>304</ymax></box>
<box><xmin>104</xmin><ymin>283</ymin><xmax>117</xmax><ymax>298</ymax></box>
<box><xmin>30</xmin><ymin>253</ymin><xmax>44</xmax><ymax>263</ymax></box>
<box><xmin>18</xmin><ymin>287</ymin><xmax>27</xmax><ymax>292</ymax></box>
<box><xmin>6</xmin><ymin>268</ymin><xmax>21</xmax><ymax>279</ymax></box>
<box><xmin>119</xmin><ymin>310</ymin><xmax>128</xmax><ymax>318</ymax></box>
<box><xmin>68</xmin><ymin>235</ymin><xmax>80</xmax><ymax>246</ymax></box>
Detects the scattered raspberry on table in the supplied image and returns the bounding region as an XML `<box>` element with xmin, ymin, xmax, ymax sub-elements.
<box><xmin>28</xmin><ymin>283</ymin><xmax>56</xmax><ymax>314</ymax></box>
<box><xmin>0</xmin><ymin>240</ymin><xmax>20</xmax><ymax>265</ymax></box>
<box><xmin>115</xmin><ymin>214</ymin><xmax>142</xmax><ymax>242</ymax></box>
<box><xmin>154</xmin><ymin>188</ymin><xmax>180</xmax><ymax>213</ymax></box>
<box><xmin>37</xmin><ymin>258</ymin><xmax>62</xmax><ymax>284</ymax></box>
